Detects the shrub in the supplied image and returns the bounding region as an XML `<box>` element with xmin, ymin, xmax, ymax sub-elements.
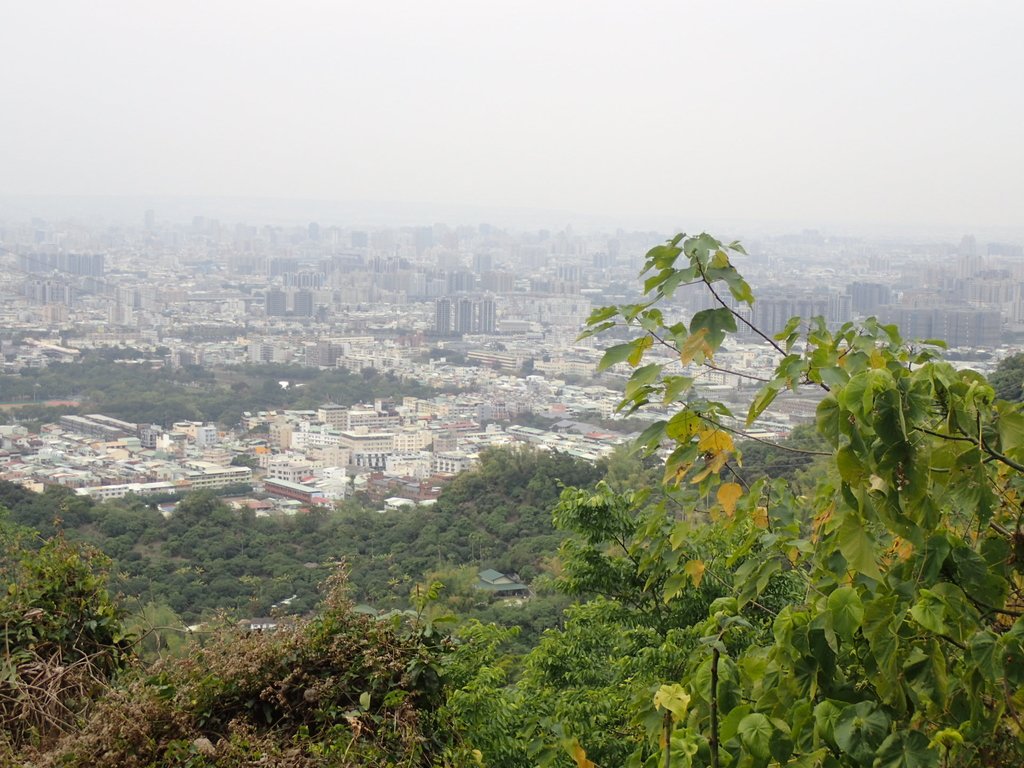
<box><xmin>0</xmin><ymin>524</ymin><xmax>130</xmax><ymax>753</ymax></box>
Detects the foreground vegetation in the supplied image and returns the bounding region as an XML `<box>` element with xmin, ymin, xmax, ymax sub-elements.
<box><xmin>6</xmin><ymin>232</ymin><xmax>1024</xmax><ymax>766</ymax></box>
<box><xmin>2</xmin><ymin>539</ymin><xmax>474</xmax><ymax>767</ymax></box>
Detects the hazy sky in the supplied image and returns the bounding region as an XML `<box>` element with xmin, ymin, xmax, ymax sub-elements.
<box><xmin>2</xmin><ymin>1</ymin><xmax>1022</xmax><ymax>230</ymax></box>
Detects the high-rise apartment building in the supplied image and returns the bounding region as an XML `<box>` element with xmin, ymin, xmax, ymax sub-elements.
<box><xmin>848</xmin><ymin>282</ymin><xmax>893</xmax><ymax>315</ymax></box>
<box><xmin>265</xmin><ymin>289</ymin><xmax>287</xmax><ymax>316</ymax></box>
<box><xmin>454</xmin><ymin>298</ymin><xmax>475</xmax><ymax>334</ymax></box>
<box><xmin>477</xmin><ymin>298</ymin><xmax>496</xmax><ymax>334</ymax></box>
<box><xmin>435</xmin><ymin>296</ymin><xmax>497</xmax><ymax>334</ymax></box>
<box><xmin>19</xmin><ymin>253</ymin><xmax>104</xmax><ymax>277</ymax></box>
<box><xmin>473</xmin><ymin>252</ymin><xmax>494</xmax><ymax>273</ymax></box>
<box><xmin>292</xmin><ymin>290</ymin><xmax>314</xmax><ymax>317</ymax></box>
<box><xmin>25</xmin><ymin>279</ymin><xmax>74</xmax><ymax>306</ymax></box>
<box><xmin>434</xmin><ymin>298</ymin><xmax>453</xmax><ymax>334</ymax></box>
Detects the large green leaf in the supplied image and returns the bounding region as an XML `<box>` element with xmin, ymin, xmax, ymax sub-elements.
<box><xmin>909</xmin><ymin>590</ymin><xmax>947</xmax><ymax>635</ymax></box>
<box><xmin>967</xmin><ymin>630</ymin><xmax>1002</xmax><ymax>680</ymax></box>
<box><xmin>662</xmin><ymin>572</ymin><xmax>688</xmax><ymax>604</ymax></box>
<box><xmin>584</xmin><ymin>304</ymin><xmax>618</xmax><ymax>326</ymax></box>
<box><xmin>862</xmin><ymin>595</ymin><xmax>904</xmax><ymax>709</ymax></box>
<box><xmin>597</xmin><ymin>341</ymin><xmax>637</xmax><ymax>371</ymax></box>
<box><xmin>837</xmin><ymin>514</ymin><xmax>882</xmax><ymax>581</ymax></box>
<box><xmin>737</xmin><ymin>712</ymin><xmax>773</xmax><ymax>761</ymax></box>
<box><xmin>718</xmin><ymin>704</ymin><xmax>752</xmax><ymax>743</ymax></box>
<box><xmin>873</xmin><ymin>388</ymin><xmax>908</xmax><ymax>445</ymax></box>
<box><xmin>662</xmin><ymin>375</ymin><xmax>693</xmax><ymax>404</ymax></box>
<box><xmin>833</xmin><ymin>701</ymin><xmax>890</xmax><ymax>765</ymax></box>
<box><xmin>633</xmin><ymin>420</ymin><xmax>667</xmax><ymax>453</ymax></box>
<box><xmin>813</xmin><ymin>699</ymin><xmax>845</xmax><ymax>749</ymax></box>
<box><xmin>747</xmin><ymin>384</ymin><xmax>780</xmax><ymax>426</ymax></box>
<box><xmin>997</xmin><ymin>409</ymin><xmax>1024</xmax><ymax>456</ymax></box>
<box><xmin>827</xmin><ymin>586</ymin><xmax>864</xmax><ymax>640</ymax></box>
<box><xmin>836</xmin><ymin>446</ymin><xmax>867</xmax><ymax>484</ymax></box>
<box><xmin>873</xmin><ymin>730</ymin><xmax>939</xmax><ymax>768</ymax></box>
<box><xmin>665</xmin><ymin>409</ymin><xmax>700</xmax><ymax>441</ymax></box>
<box><xmin>816</xmin><ymin>395</ymin><xmax>842</xmax><ymax>447</ymax></box>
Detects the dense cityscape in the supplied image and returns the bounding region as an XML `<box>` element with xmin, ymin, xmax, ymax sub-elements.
<box><xmin>3</xmin><ymin>215</ymin><xmax>1021</xmax><ymax>514</ymax></box>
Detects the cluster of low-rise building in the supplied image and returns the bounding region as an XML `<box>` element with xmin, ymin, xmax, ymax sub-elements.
<box><xmin>0</xmin><ymin>389</ymin><xmax>638</xmax><ymax>513</ymax></box>
<box><xmin>0</xmin><ymin>415</ymin><xmax>251</xmax><ymax>499</ymax></box>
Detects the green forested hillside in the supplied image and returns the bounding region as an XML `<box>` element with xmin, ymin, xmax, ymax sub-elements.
<box><xmin>0</xmin><ymin>446</ymin><xmax>602</xmax><ymax>624</ymax></box>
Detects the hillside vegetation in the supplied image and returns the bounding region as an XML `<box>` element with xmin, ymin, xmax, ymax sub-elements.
<box><xmin>0</xmin><ymin>446</ymin><xmax>601</xmax><ymax>626</ymax></box>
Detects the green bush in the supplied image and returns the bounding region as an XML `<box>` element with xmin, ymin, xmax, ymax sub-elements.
<box><xmin>0</xmin><ymin>522</ymin><xmax>130</xmax><ymax>753</ymax></box>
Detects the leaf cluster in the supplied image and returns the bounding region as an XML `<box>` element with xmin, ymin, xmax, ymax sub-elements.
<box><xmin>555</xmin><ymin>233</ymin><xmax>1024</xmax><ymax>768</ymax></box>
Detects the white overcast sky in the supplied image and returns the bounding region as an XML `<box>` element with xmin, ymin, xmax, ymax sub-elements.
<box><xmin>1</xmin><ymin>1</ymin><xmax>1022</xmax><ymax>230</ymax></box>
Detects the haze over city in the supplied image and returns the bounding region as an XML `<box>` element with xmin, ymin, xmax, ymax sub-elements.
<box><xmin>8</xmin><ymin>4</ymin><xmax>1024</xmax><ymax>766</ymax></box>
<box><xmin>2</xmin><ymin>1</ymin><xmax>1022</xmax><ymax>234</ymax></box>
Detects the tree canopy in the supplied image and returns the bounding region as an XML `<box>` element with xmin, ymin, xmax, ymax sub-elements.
<box><xmin>549</xmin><ymin>232</ymin><xmax>1024</xmax><ymax>767</ymax></box>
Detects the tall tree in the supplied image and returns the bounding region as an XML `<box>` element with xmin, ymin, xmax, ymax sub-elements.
<box><xmin>566</xmin><ymin>233</ymin><xmax>1024</xmax><ymax>767</ymax></box>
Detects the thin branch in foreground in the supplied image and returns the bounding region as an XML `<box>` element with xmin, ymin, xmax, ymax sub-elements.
<box><xmin>700</xmin><ymin>416</ymin><xmax>832</xmax><ymax>457</ymax></box>
<box><xmin>694</xmin><ymin>262</ymin><xmax>830</xmax><ymax>393</ymax></box>
<box><xmin>702</xmin><ymin>362</ymin><xmax>772</xmax><ymax>383</ymax></box>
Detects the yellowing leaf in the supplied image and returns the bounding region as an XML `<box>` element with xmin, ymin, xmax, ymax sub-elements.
<box><xmin>891</xmin><ymin>537</ymin><xmax>914</xmax><ymax>562</ymax></box>
<box><xmin>707</xmin><ymin>449</ymin><xmax>732</xmax><ymax>473</ymax></box>
<box><xmin>698</xmin><ymin>428</ymin><xmax>734</xmax><ymax>453</ymax></box>
<box><xmin>653</xmin><ymin>683</ymin><xmax>691</xmax><ymax>719</ymax></box>
<box><xmin>717</xmin><ymin>482</ymin><xmax>743</xmax><ymax>517</ymax></box>
<box><xmin>812</xmin><ymin>503</ymin><xmax>834</xmax><ymax>540</ymax></box>
<box><xmin>669</xmin><ymin>523</ymin><xmax>689</xmax><ymax>550</ymax></box>
<box><xmin>929</xmin><ymin>728</ymin><xmax>964</xmax><ymax>750</ymax></box>
<box><xmin>666</xmin><ymin>410</ymin><xmax>700</xmax><ymax>441</ymax></box>
<box><xmin>680</xmin><ymin>327</ymin><xmax>711</xmax><ymax>364</ymax></box>
<box><xmin>753</xmin><ymin>506</ymin><xmax>769</xmax><ymax>529</ymax></box>
<box><xmin>690</xmin><ymin>447</ymin><xmax>734</xmax><ymax>484</ymax></box>
<box><xmin>627</xmin><ymin>335</ymin><xmax>653</xmax><ymax>367</ymax></box>
<box><xmin>684</xmin><ymin>559</ymin><xmax>706</xmax><ymax>588</ymax></box>
<box><xmin>666</xmin><ymin>462</ymin><xmax>693</xmax><ymax>485</ymax></box>
<box><xmin>564</xmin><ymin>739</ymin><xmax>597</xmax><ymax>768</ymax></box>
<box><xmin>690</xmin><ymin>465</ymin><xmax>713</xmax><ymax>484</ymax></box>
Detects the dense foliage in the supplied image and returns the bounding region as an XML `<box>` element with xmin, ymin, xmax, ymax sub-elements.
<box><xmin>0</xmin><ymin>519</ymin><xmax>130</xmax><ymax>756</ymax></box>
<box><xmin>548</xmin><ymin>232</ymin><xmax>1024</xmax><ymax>767</ymax></box>
<box><xmin>423</xmin><ymin>233</ymin><xmax>1024</xmax><ymax>768</ymax></box>
<box><xmin>989</xmin><ymin>352</ymin><xmax>1024</xmax><ymax>402</ymax></box>
<box><xmin>3</xmin><ymin>536</ymin><xmax>475</xmax><ymax>768</ymax></box>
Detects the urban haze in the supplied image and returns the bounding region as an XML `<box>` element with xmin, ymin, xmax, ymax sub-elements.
<box><xmin>3</xmin><ymin>3</ymin><xmax>1024</xmax><ymax>766</ymax></box>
